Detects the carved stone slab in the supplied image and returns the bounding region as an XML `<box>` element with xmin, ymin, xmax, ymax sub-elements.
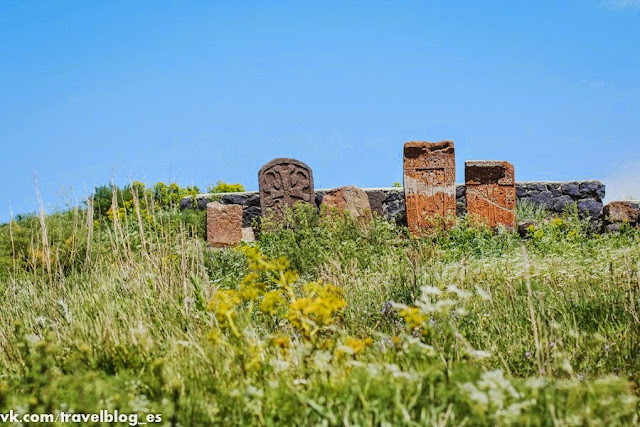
<box><xmin>207</xmin><ymin>202</ymin><xmax>243</xmax><ymax>247</ymax></box>
<box><xmin>465</xmin><ymin>160</ymin><xmax>516</xmax><ymax>228</ymax></box>
<box><xmin>258</xmin><ymin>158</ymin><xmax>314</xmax><ymax>216</ymax></box>
<box><xmin>403</xmin><ymin>141</ymin><xmax>456</xmax><ymax>234</ymax></box>
<box><xmin>321</xmin><ymin>185</ymin><xmax>372</xmax><ymax>221</ymax></box>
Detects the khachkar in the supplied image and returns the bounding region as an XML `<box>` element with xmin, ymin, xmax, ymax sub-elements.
<box><xmin>403</xmin><ymin>141</ymin><xmax>456</xmax><ymax>234</ymax></box>
<box><xmin>258</xmin><ymin>158</ymin><xmax>315</xmax><ymax>216</ymax></box>
<box><xmin>465</xmin><ymin>160</ymin><xmax>516</xmax><ymax>228</ymax></box>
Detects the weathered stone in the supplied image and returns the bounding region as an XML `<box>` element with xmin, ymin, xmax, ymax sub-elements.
<box><xmin>526</xmin><ymin>183</ymin><xmax>549</xmax><ymax>192</ymax></box>
<box><xmin>245</xmin><ymin>193</ymin><xmax>260</xmax><ymax>207</ymax></box>
<box><xmin>384</xmin><ymin>197</ymin><xmax>405</xmax><ymax>220</ymax></box>
<box><xmin>603</xmin><ymin>201</ymin><xmax>640</xmax><ymax>225</ymax></box>
<box><xmin>206</xmin><ymin>202</ymin><xmax>243</xmax><ymax>248</ymax></box>
<box><xmin>220</xmin><ymin>193</ymin><xmax>249</xmax><ymax>205</ymax></box>
<box><xmin>197</xmin><ymin>197</ymin><xmax>209</xmax><ymax>210</ymax></box>
<box><xmin>242</xmin><ymin>227</ymin><xmax>256</xmax><ymax>242</ymax></box>
<box><xmin>516</xmin><ymin>186</ymin><xmax>528</xmax><ymax>198</ymax></box>
<box><xmin>518</xmin><ymin>221</ymin><xmax>536</xmax><ymax>238</ymax></box>
<box><xmin>549</xmin><ymin>184</ymin><xmax>562</xmax><ymax>198</ymax></box>
<box><xmin>366</xmin><ymin>190</ymin><xmax>386</xmax><ymax>217</ymax></box>
<box><xmin>579</xmin><ymin>181</ymin><xmax>605</xmax><ymax>201</ymax></box>
<box><xmin>577</xmin><ymin>199</ymin><xmax>603</xmax><ymax>220</ymax></box>
<box><xmin>243</xmin><ymin>206</ymin><xmax>261</xmax><ymax>228</ymax></box>
<box><xmin>258</xmin><ymin>158</ymin><xmax>315</xmax><ymax>217</ymax></box>
<box><xmin>560</xmin><ymin>182</ymin><xmax>581</xmax><ymax>198</ymax></box>
<box><xmin>552</xmin><ymin>195</ymin><xmax>574</xmax><ymax>212</ymax></box>
<box><xmin>526</xmin><ymin>192</ymin><xmax>553</xmax><ymax>209</ymax></box>
<box><xmin>605</xmin><ymin>223</ymin><xmax>622</xmax><ymax>233</ymax></box>
<box><xmin>403</xmin><ymin>141</ymin><xmax>456</xmax><ymax>233</ymax></box>
<box><xmin>465</xmin><ymin>160</ymin><xmax>516</xmax><ymax>228</ymax></box>
<box><xmin>321</xmin><ymin>186</ymin><xmax>372</xmax><ymax>220</ymax></box>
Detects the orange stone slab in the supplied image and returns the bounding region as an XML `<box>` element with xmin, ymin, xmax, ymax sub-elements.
<box><xmin>403</xmin><ymin>141</ymin><xmax>456</xmax><ymax>234</ymax></box>
<box><xmin>465</xmin><ymin>160</ymin><xmax>516</xmax><ymax>228</ymax></box>
<box><xmin>206</xmin><ymin>202</ymin><xmax>243</xmax><ymax>247</ymax></box>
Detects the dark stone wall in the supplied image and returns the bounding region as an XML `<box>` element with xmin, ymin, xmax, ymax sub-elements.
<box><xmin>181</xmin><ymin>180</ymin><xmax>605</xmax><ymax>226</ymax></box>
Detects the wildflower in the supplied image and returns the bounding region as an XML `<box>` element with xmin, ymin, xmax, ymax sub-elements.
<box><xmin>207</xmin><ymin>289</ymin><xmax>241</xmax><ymax>323</ymax></box>
<box><xmin>391</xmin><ymin>336</ymin><xmax>402</xmax><ymax>348</ymax></box>
<box><xmin>399</xmin><ymin>307</ymin><xmax>427</xmax><ymax>330</ymax></box>
<box><xmin>271</xmin><ymin>336</ymin><xmax>290</xmax><ymax>352</ymax></box>
<box><xmin>344</xmin><ymin>337</ymin><xmax>373</xmax><ymax>355</ymax></box>
<box><xmin>259</xmin><ymin>290</ymin><xmax>286</xmax><ymax>314</ymax></box>
<box><xmin>525</xmin><ymin>352</ymin><xmax>532</xmax><ymax>358</ymax></box>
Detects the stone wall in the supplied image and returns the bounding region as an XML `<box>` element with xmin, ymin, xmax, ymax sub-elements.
<box><xmin>181</xmin><ymin>180</ymin><xmax>605</xmax><ymax>227</ymax></box>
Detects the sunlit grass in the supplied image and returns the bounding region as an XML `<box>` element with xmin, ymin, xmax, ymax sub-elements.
<box><xmin>0</xmin><ymin>193</ymin><xmax>639</xmax><ymax>425</ymax></box>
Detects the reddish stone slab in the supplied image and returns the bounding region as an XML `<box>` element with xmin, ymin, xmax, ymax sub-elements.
<box><xmin>403</xmin><ymin>141</ymin><xmax>456</xmax><ymax>234</ymax></box>
<box><xmin>321</xmin><ymin>185</ymin><xmax>372</xmax><ymax>221</ymax></box>
<box><xmin>465</xmin><ymin>160</ymin><xmax>516</xmax><ymax>228</ymax></box>
<box><xmin>258</xmin><ymin>158</ymin><xmax>314</xmax><ymax>217</ymax></box>
<box><xmin>603</xmin><ymin>201</ymin><xmax>639</xmax><ymax>225</ymax></box>
<box><xmin>206</xmin><ymin>202</ymin><xmax>243</xmax><ymax>248</ymax></box>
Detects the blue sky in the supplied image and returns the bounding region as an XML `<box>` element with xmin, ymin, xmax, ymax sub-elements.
<box><xmin>1</xmin><ymin>0</ymin><xmax>639</xmax><ymax>221</ymax></box>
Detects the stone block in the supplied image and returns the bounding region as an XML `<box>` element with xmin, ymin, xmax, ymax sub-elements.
<box><xmin>603</xmin><ymin>201</ymin><xmax>640</xmax><ymax>225</ymax></box>
<box><xmin>526</xmin><ymin>192</ymin><xmax>553</xmax><ymax>209</ymax></box>
<box><xmin>560</xmin><ymin>182</ymin><xmax>581</xmax><ymax>198</ymax></box>
<box><xmin>403</xmin><ymin>141</ymin><xmax>456</xmax><ymax>234</ymax></box>
<box><xmin>258</xmin><ymin>158</ymin><xmax>315</xmax><ymax>217</ymax></box>
<box><xmin>366</xmin><ymin>190</ymin><xmax>386</xmax><ymax>217</ymax></box>
<box><xmin>321</xmin><ymin>186</ymin><xmax>372</xmax><ymax>220</ymax></box>
<box><xmin>577</xmin><ymin>199</ymin><xmax>603</xmax><ymax>220</ymax></box>
<box><xmin>465</xmin><ymin>160</ymin><xmax>516</xmax><ymax>228</ymax></box>
<box><xmin>552</xmin><ymin>195</ymin><xmax>574</xmax><ymax>212</ymax></box>
<box><xmin>243</xmin><ymin>206</ymin><xmax>261</xmax><ymax>228</ymax></box>
<box><xmin>207</xmin><ymin>202</ymin><xmax>243</xmax><ymax>248</ymax></box>
<box><xmin>242</xmin><ymin>227</ymin><xmax>256</xmax><ymax>242</ymax></box>
<box><xmin>579</xmin><ymin>181</ymin><xmax>605</xmax><ymax>201</ymax></box>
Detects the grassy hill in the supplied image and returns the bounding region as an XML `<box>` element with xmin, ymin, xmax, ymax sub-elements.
<box><xmin>0</xmin><ymin>187</ymin><xmax>639</xmax><ymax>425</ymax></box>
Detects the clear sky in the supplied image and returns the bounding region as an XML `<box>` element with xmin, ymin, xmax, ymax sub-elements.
<box><xmin>1</xmin><ymin>0</ymin><xmax>639</xmax><ymax>221</ymax></box>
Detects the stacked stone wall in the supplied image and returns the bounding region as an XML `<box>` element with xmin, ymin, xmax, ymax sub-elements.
<box><xmin>182</xmin><ymin>180</ymin><xmax>605</xmax><ymax>228</ymax></box>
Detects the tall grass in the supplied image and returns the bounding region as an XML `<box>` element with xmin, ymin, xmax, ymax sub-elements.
<box><xmin>0</xmin><ymin>193</ymin><xmax>639</xmax><ymax>425</ymax></box>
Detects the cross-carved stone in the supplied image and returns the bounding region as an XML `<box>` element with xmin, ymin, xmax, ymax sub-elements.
<box><xmin>258</xmin><ymin>158</ymin><xmax>315</xmax><ymax>217</ymax></box>
<box><xmin>465</xmin><ymin>160</ymin><xmax>516</xmax><ymax>228</ymax></box>
<box><xmin>403</xmin><ymin>141</ymin><xmax>456</xmax><ymax>234</ymax></box>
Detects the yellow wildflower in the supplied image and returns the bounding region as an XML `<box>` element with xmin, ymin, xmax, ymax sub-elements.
<box><xmin>344</xmin><ymin>337</ymin><xmax>373</xmax><ymax>354</ymax></box>
<box><xmin>400</xmin><ymin>307</ymin><xmax>427</xmax><ymax>330</ymax></box>
<box><xmin>259</xmin><ymin>290</ymin><xmax>286</xmax><ymax>315</ymax></box>
<box><xmin>207</xmin><ymin>289</ymin><xmax>241</xmax><ymax>322</ymax></box>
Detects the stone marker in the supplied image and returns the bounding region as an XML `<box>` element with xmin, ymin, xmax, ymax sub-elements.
<box><xmin>258</xmin><ymin>158</ymin><xmax>315</xmax><ymax>217</ymax></box>
<box><xmin>465</xmin><ymin>160</ymin><xmax>516</xmax><ymax>228</ymax></box>
<box><xmin>321</xmin><ymin>186</ymin><xmax>372</xmax><ymax>221</ymax></box>
<box><xmin>403</xmin><ymin>141</ymin><xmax>456</xmax><ymax>234</ymax></box>
<box><xmin>206</xmin><ymin>202</ymin><xmax>243</xmax><ymax>247</ymax></box>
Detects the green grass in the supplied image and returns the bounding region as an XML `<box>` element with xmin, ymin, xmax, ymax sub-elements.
<box><xmin>0</xmin><ymin>197</ymin><xmax>639</xmax><ymax>425</ymax></box>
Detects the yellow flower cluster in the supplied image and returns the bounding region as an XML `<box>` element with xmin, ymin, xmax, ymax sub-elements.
<box><xmin>400</xmin><ymin>307</ymin><xmax>427</xmax><ymax>331</ymax></box>
<box><xmin>344</xmin><ymin>337</ymin><xmax>373</xmax><ymax>354</ymax></box>
<box><xmin>288</xmin><ymin>282</ymin><xmax>346</xmax><ymax>340</ymax></box>
<box><xmin>207</xmin><ymin>289</ymin><xmax>241</xmax><ymax>323</ymax></box>
<box><xmin>207</xmin><ymin>246</ymin><xmax>348</xmax><ymax>348</ymax></box>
